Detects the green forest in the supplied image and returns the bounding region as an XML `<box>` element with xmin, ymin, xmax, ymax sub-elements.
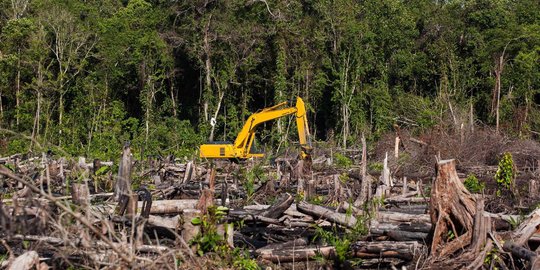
<box><xmin>1</xmin><ymin>0</ymin><xmax>539</xmax><ymax>160</ymax></box>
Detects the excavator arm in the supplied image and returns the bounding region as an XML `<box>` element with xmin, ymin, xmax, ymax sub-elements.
<box><xmin>200</xmin><ymin>97</ymin><xmax>312</xmax><ymax>159</ymax></box>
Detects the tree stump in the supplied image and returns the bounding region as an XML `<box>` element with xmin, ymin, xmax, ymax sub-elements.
<box><xmin>429</xmin><ymin>159</ymin><xmax>476</xmax><ymax>258</ymax></box>
<box><xmin>182</xmin><ymin>209</ymin><xmax>201</xmax><ymax>249</ymax></box>
<box><xmin>114</xmin><ymin>143</ymin><xmax>132</xmax><ymax>202</ymax></box>
<box><xmin>71</xmin><ymin>182</ymin><xmax>90</xmax><ymax>207</ymax></box>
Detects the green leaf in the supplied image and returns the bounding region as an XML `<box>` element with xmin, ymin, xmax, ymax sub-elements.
<box><xmin>95</xmin><ymin>166</ymin><xmax>110</xmax><ymax>176</ymax></box>
<box><xmin>191</xmin><ymin>217</ymin><xmax>202</xmax><ymax>225</ymax></box>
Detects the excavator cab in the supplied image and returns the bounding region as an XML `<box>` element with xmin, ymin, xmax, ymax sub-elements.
<box><xmin>199</xmin><ymin>97</ymin><xmax>312</xmax><ymax>160</ymax></box>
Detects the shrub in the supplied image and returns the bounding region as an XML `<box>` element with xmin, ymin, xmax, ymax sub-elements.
<box><xmin>494</xmin><ymin>152</ymin><xmax>516</xmax><ymax>197</ymax></box>
<box><xmin>464</xmin><ymin>174</ymin><xmax>485</xmax><ymax>193</ymax></box>
<box><xmin>334</xmin><ymin>152</ymin><xmax>353</xmax><ymax>168</ymax></box>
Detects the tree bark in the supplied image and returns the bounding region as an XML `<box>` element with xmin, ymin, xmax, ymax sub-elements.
<box><xmin>429</xmin><ymin>159</ymin><xmax>476</xmax><ymax>258</ymax></box>
<box><xmin>7</xmin><ymin>251</ymin><xmax>39</xmax><ymax>270</ymax></box>
<box><xmin>297</xmin><ymin>201</ymin><xmax>357</xmax><ymax>228</ymax></box>
<box><xmin>114</xmin><ymin>144</ymin><xmax>132</xmax><ymax>201</ymax></box>
<box><xmin>260</xmin><ymin>193</ymin><xmax>293</xmax><ymax>219</ymax></box>
<box><xmin>355</xmin><ymin>133</ymin><xmax>368</xmax><ymax>207</ymax></box>
<box><xmin>257</xmin><ymin>241</ymin><xmax>422</xmax><ymax>263</ymax></box>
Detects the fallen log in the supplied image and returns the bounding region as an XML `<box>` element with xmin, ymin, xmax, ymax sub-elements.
<box><xmin>7</xmin><ymin>251</ymin><xmax>39</xmax><ymax>270</ymax></box>
<box><xmin>378</xmin><ymin>212</ymin><xmax>430</xmax><ymax>224</ymax></box>
<box><xmin>297</xmin><ymin>201</ymin><xmax>357</xmax><ymax>228</ymax></box>
<box><xmin>503</xmin><ymin>241</ymin><xmax>536</xmax><ymax>262</ymax></box>
<box><xmin>385</xmin><ymin>196</ymin><xmax>428</xmax><ymax>204</ymax></box>
<box><xmin>8</xmin><ymin>234</ymin><xmax>169</xmax><ymax>254</ymax></box>
<box><xmin>138</xmin><ymin>199</ymin><xmax>198</xmax><ymax>215</ymax></box>
<box><xmin>370</xmin><ymin>221</ymin><xmax>430</xmax><ymax>241</ymax></box>
<box><xmin>257</xmin><ymin>241</ymin><xmax>423</xmax><ymax>263</ymax></box>
<box><xmin>228</xmin><ymin>210</ymin><xmax>282</xmax><ymax>225</ymax></box>
<box><xmin>370</xmin><ymin>221</ymin><xmax>432</xmax><ymax>234</ymax></box>
<box><xmin>511</xmin><ymin>208</ymin><xmax>540</xmax><ymax>246</ymax></box>
<box><xmin>260</xmin><ymin>193</ymin><xmax>293</xmax><ymax>219</ymax></box>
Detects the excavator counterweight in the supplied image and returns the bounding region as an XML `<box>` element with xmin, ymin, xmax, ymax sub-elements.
<box><xmin>199</xmin><ymin>97</ymin><xmax>312</xmax><ymax>160</ymax></box>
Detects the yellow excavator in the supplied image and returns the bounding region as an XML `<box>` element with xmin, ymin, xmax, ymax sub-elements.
<box><xmin>199</xmin><ymin>97</ymin><xmax>312</xmax><ymax>160</ymax></box>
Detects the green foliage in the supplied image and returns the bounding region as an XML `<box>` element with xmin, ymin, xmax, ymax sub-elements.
<box><xmin>231</xmin><ymin>248</ymin><xmax>259</xmax><ymax>270</ymax></box>
<box><xmin>313</xmin><ymin>217</ymin><xmax>368</xmax><ymax>265</ymax></box>
<box><xmin>190</xmin><ymin>206</ymin><xmax>229</xmax><ymax>256</ymax></box>
<box><xmin>494</xmin><ymin>152</ymin><xmax>516</xmax><ymax>196</ymax></box>
<box><xmin>309</xmin><ymin>195</ymin><xmax>326</xmax><ymax>205</ymax></box>
<box><xmin>507</xmin><ymin>215</ymin><xmax>522</xmax><ymax>230</ymax></box>
<box><xmin>334</xmin><ymin>153</ymin><xmax>353</xmax><ymax>169</ymax></box>
<box><xmin>368</xmin><ymin>162</ymin><xmax>384</xmax><ymax>173</ymax></box>
<box><xmin>238</xmin><ymin>162</ymin><xmax>266</xmax><ymax>198</ymax></box>
<box><xmin>1</xmin><ymin>0</ymin><xmax>540</xmax><ymax>160</ymax></box>
<box><xmin>190</xmin><ymin>206</ymin><xmax>259</xmax><ymax>269</ymax></box>
<box><xmin>339</xmin><ymin>173</ymin><xmax>350</xmax><ymax>183</ymax></box>
<box><xmin>464</xmin><ymin>174</ymin><xmax>485</xmax><ymax>193</ymax></box>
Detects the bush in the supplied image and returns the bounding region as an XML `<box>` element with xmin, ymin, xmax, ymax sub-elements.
<box><xmin>334</xmin><ymin>152</ymin><xmax>353</xmax><ymax>168</ymax></box>
<box><xmin>464</xmin><ymin>174</ymin><xmax>485</xmax><ymax>193</ymax></box>
<box><xmin>494</xmin><ymin>152</ymin><xmax>516</xmax><ymax>197</ymax></box>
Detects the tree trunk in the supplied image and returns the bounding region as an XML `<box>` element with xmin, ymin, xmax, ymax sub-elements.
<box><xmin>260</xmin><ymin>193</ymin><xmax>293</xmax><ymax>219</ymax></box>
<box><xmin>429</xmin><ymin>159</ymin><xmax>476</xmax><ymax>258</ymax></box>
<box><xmin>114</xmin><ymin>144</ymin><xmax>132</xmax><ymax>201</ymax></box>
<box><xmin>355</xmin><ymin>133</ymin><xmax>368</xmax><ymax>207</ymax></box>
<box><xmin>297</xmin><ymin>201</ymin><xmax>357</xmax><ymax>228</ymax></box>
<box><xmin>30</xmin><ymin>91</ymin><xmax>41</xmax><ymax>151</ymax></box>
<box><xmin>257</xmin><ymin>241</ymin><xmax>423</xmax><ymax>263</ymax></box>
<box><xmin>209</xmin><ymin>91</ymin><xmax>224</xmax><ymax>141</ymax></box>
<box><xmin>492</xmin><ymin>53</ymin><xmax>505</xmax><ymax>135</ymax></box>
<box><xmin>15</xmin><ymin>48</ymin><xmax>21</xmax><ymax>127</ymax></box>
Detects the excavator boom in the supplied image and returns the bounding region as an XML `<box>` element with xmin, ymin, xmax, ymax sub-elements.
<box><xmin>200</xmin><ymin>97</ymin><xmax>312</xmax><ymax>159</ymax></box>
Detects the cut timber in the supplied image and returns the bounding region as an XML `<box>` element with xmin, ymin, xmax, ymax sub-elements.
<box><xmin>512</xmin><ymin>208</ymin><xmax>540</xmax><ymax>246</ymax></box>
<box><xmin>385</xmin><ymin>195</ymin><xmax>428</xmax><ymax>204</ymax></box>
<box><xmin>139</xmin><ymin>199</ymin><xmax>198</xmax><ymax>215</ymax></box>
<box><xmin>429</xmin><ymin>159</ymin><xmax>476</xmax><ymax>258</ymax></box>
<box><xmin>257</xmin><ymin>241</ymin><xmax>423</xmax><ymax>263</ymax></box>
<box><xmin>378</xmin><ymin>212</ymin><xmax>430</xmax><ymax>224</ymax></box>
<box><xmin>351</xmin><ymin>241</ymin><xmax>423</xmax><ymax>260</ymax></box>
<box><xmin>114</xmin><ymin>144</ymin><xmax>132</xmax><ymax>201</ymax></box>
<box><xmin>7</xmin><ymin>251</ymin><xmax>39</xmax><ymax>270</ymax></box>
<box><xmin>297</xmin><ymin>201</ymin><xmax>357</xmax><ymax>228</ymax></box>
<box><xmin>370</xmin><ymin>221</ymin><xmax>432</xmax><ymax>234</ymax></box>
<box><xmin>71</xmin><ymin>182</ymin><xmax>90</xmax><ymax>207</ymax></box>
<box><xmin>259</xmin><ymin>193</ymin><xmax>293</xmax><ymax>219</ymax></box>
<box><xmin>354</xmin><ymin>133</ymin><xmax>369</xmax><ymax>207</ymax></box>
<box><xmin>182</xmin><ymin>209</ymin><xmax>201</xmax><ymax>246</ymax></box>
<box><xmin>370</xmin><ymin>221</ymin><xmax>431</xmax><ymax>241</ymax></box>
<box><xmin>503</xmin><ymin>241</ymin><xmax>537</xmax><ymax>262</ymax></box>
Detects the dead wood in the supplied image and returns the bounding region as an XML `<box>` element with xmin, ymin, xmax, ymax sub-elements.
<box><xmin>0</xmin><ymin>165</ymin><xmax>133</xmax><ymax>264</ymax></box>
<box><xmin>71</xmin><ymin>183</ymin><xmax>90</xmax><ymax>207</ymax></box>
<box><xmin>227</xmin><ymin>210</ymin><xmax>282</xmax><ymax>225</ymax></box>
<box><xmin>378</xmin><ymin>212</ymin><xmax>430</xmax><ymax>224</ymax></box>
<box><xmin>257</xmin><ymin>241</ymin><xmax>423</xmax><ymax>263</ymax></box>
<box><xmin>114</xmin><ymin>143</ymin><xmax>132</xmax><ymax>201</ymax></box>
<box><xmin>262</xmin><ymin>238</ymin><xmax>309</xmax><ymax>250</ymax></box>
<box><xmin>182</xmin><ymin>209</ymin><xmax>201</xmax><ymax>247</ymax></box>
<box><xmin>385</xmin><ymin>195</ymin><xmax>427</xmax><ymax>204</ymax></box>
<box><xmin>429</xmin><ymin>159</ymin><xmax>476</xmax><ymax>258</ymax></box>
<box><xmin>138</xmin><ymin>199</ymin><xmax>198</xmax><ymax>215</ymax></box>
<box><xmin>511</xmin><ymin>208</ymin><xmax>540</xmax><ymax>246</ymax></box>
<box><xmin>297</xmin><ymin>201</ymin><xmax>357</xmax><ymax>228</ymax></box>
<box><xmin>503</xmin><ymin>241</ymin><xmax>536</xmax><ymax>262</ymax></box>
<box><xmin>259</xmin><ymin>193</ymin><xmax>293</xmax><ymax>219</ymax></box>
<box><xmin>8</xmin><ymin>234</ymin><xmax>170</xmax><ymax>254</ymax></box>
<box><xmin>7</xmin><ymin>251</ymin><xmax>39</xmax><ymax>270</ymax></box>
<box><xmin>370</xmin><ymin>220</ymin><xmax>432</xmax><ymax>234</ymax></box>
<box><xmin>355</xmin><ymin>133</ymin><xmax>369</xmax><ymax>207</ymax></box>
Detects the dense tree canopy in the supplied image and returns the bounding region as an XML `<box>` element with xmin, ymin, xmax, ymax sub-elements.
<box><xmin>0</xmin><ymin>0</ymin><xmax>539</xmax><ymax>159</ymax></box>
